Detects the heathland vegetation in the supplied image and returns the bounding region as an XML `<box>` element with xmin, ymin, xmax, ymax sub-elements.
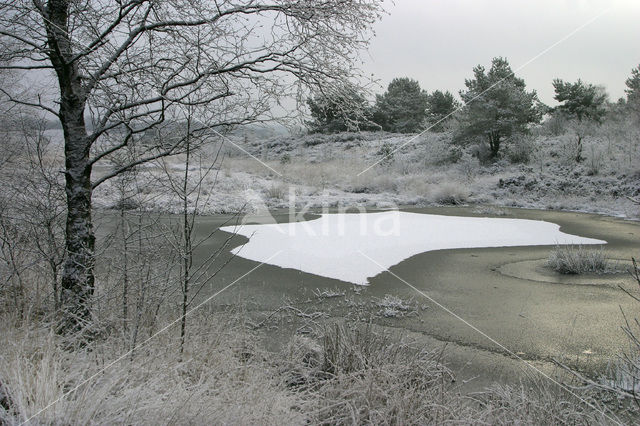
<box><xmin>218</xmin><ymin>59</ymin><xmax>639</xmax><ymax>220</ymax></box>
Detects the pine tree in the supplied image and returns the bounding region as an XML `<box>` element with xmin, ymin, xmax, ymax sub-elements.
<box><xmin>625</xmin><ymin>64</ymin><xmax>640</xmax><ymax>115</ymax></box>
<box><xmin>551</xmin><ymin>79</ymin><xmax>609</xmax><ymax>163</ymax></box>
<box><xmin>458</xmin><ymin>57</ymin><xmax>542</xmax><ymax>158</ymax></box>
<box><xmin>426</xmin><ymin>90</ymin><xmax>460</xmax><ymax>131</ymax></box>
<box><xmin>552</xmin><ymin>79</ymin><xmax>608</xmax><ymax>123</ymax></box>
<box><xmin>373</xmin><ymin>78</ymin><xmax>430</xmax><ymax>133</ymax></box>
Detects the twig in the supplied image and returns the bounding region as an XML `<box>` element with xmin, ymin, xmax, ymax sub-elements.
<box><xmin>253</xmin><ymin>305</ymin><xmax>326</xmax><ymax>329</ymax></box>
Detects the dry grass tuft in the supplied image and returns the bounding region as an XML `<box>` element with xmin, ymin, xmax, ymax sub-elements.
<box><xmin>265</xmin><ymin>182</ymin><xmax>288</xmax><ymax>200</ymax></box>
<box><xmin>431</xmin><ymin>181</ymin><xmax>469</xmax><ymax>205</ymax></box>
<box><xmin>475</xmin><ymin>382</ymin><xmax>612</xmax><ymax>424</ymax></box>
<box><xmin>280</xmin><ymin>322</ymin><xmax>613</xmax><ymax>424</ymax></box>
<box><xmin>547</xmin><ymin>245</ymin><xmax>611</xmax><ymax>274</ymax></box>
<box><xmin>376</xmin><ymin>294</ymin><xmax>414</xmax><ymax>318</ymax></box>
<box><xmin>295</xmin><ymin>323</ymin><xmax>465</xmax><ymax>424</ymax></box>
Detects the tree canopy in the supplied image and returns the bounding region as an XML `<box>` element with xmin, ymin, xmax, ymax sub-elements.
<box><xmin>552</xmin><ymin>79</ymin><xmax>608</xmax><ymax>123</ymax></box>
<box><xmin>306</xmin><ymin>87</ymin><xmax>374</xmax><ymax>133</ymax></box>
<box><xmin>625</xmin><ymin>64</ymin><xmax>640</xmax><ymax>115</ymax></box>
<box><xmin>426</xmin><ymin>90</ymin><xmax>460</xmax><ymax>131</ymax></box>
<box><xmin>457</xmin><ymin>57</ymin><xmax>542</xmax><ymax>158</ymax></box>
<box><xmin>373</xmin><ymin>77</ymin><xmax>429</xmax><ymax>133</ymax></box>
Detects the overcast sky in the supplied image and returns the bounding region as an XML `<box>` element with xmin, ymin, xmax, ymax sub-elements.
<box><xmin>362</xmin><ymin>0</ymin><xmax>640</xmax><ymax>105</ymax></box>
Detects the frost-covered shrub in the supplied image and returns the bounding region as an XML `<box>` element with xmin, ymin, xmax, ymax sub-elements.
<box><xmin>266</xmin><ymin>183</ymin><xmax>287</xmax><ymax>200</ymax></box>
<box><xmin>442</xmin><ymin>145</ymin><xmax>463</xmax><ymax>164</ymax></box>
<box><xmin>584</xmin><ymin>144</ymin><xmax>604</xmax><ymax>176</ymax></box>
<box><xmin>370</xmin><ymin>175</ymin><xmax>398</xmax><ymax>193</ymax></box>
<box><xmin>470</xmin><ymin>143</ymin><xmax>494</xmax><ymax>165</ymax></box>
<box><xmin>392</xmin><ymin>153</ymin><xmax>420</xmax><ymax>175</ymax></box>
<box><xmin>543</xmin><ymin>114</ymin><xmax>567</xmax><ymax>136</ymax></box>
<box><xmin>423</xmin><ymin>133</ymin><xmax>461</xmax><ymax>165</ymax></box>
<box><xmin>506</xmin><ymin>136</ymin><xmax>535</xmax><ymax>164</ymax></box>
<box><xmin>554</xmin><ymin>134</ymin><xmax>583</xmax><ymax>166</ymax></box>
<box><xmin>303</xmin><ymin>136</ymin><xmax>327</xmax><ymax>147</ymax></box>
<box><xmin>377</xmin><ymin>141</ymin><xmax>395</xmax><ymax>166</ymax></box>
<box><xmin>376</xmin><ymin>294</ymin><xmax>411</xmax><ymax>318</ymax></box>
<box><xmin>348</xmin><ymin>174</ymin><xmax>398</xmax><ymax>194</ymax></box>
<box><xmin>280</xmin><ymin>153</ymin><xmax>291</xmax><ymax>164</ymax></box>
<box><xmin>456</xmin><ymin>152</ymin><xmax>479</xmax><ymax>181</ymax></box>
<box><xmin>431</xmin><ymin>182</ymin><xmax>469</xmax><ymax>205</ymax></box>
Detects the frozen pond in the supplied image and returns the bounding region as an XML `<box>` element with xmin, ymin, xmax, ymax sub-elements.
<box><xmin>220</xmin><ymin>211</ymin><xmax>606</xmax><ymax>285</ymax></box>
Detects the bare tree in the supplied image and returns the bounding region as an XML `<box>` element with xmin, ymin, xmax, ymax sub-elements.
<box><xmin>15</xmin><ymin>118</ymin><xmax>66</xmax><ymax>311</ymax></box>
<box><xmin>0</xmin><ymin>0</ymin><xmax>384</xmax><ymax>331</ymax></box>
<box><xmin>106</xmin><ymin>176</ymin><xmax>179</xmax><ymax>355</ymax></box>
<box><xmin>0</xmin><ymin>111</ymin><xmax>65</xmax><ymax>319</ymax></box>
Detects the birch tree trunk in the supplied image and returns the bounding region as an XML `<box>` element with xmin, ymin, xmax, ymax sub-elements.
<box><xmin>59</xmin><ymin>117</ymin><xmax>95</xmax><ymax>331</ymax></box>
<box><xmin>44</xmin><ymin>0</ymin><xmax>95</xmax><ymax>331</ymax></box>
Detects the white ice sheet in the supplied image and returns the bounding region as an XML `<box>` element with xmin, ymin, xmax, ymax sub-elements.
<box><xmin>220</xmin><ymin>211</ymin><xmax>606</xmax><ymax>285</ymax></box>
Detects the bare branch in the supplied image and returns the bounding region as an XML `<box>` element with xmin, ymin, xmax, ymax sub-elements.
<box><xmin>0</xmin><ymin>87</ymin><xmax>59</xmax><ymax>117</ymax></box>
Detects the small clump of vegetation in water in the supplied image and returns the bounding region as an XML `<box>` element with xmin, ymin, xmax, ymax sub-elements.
<box><xmin>376</xmin><ymin>294</ymin><xmax>413</xmax><ymax>318</ymax></box>
<box><xmin>546</xmin><ymin>245</ymin><xmax>611</xmax><ymax>274</ymax></box>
